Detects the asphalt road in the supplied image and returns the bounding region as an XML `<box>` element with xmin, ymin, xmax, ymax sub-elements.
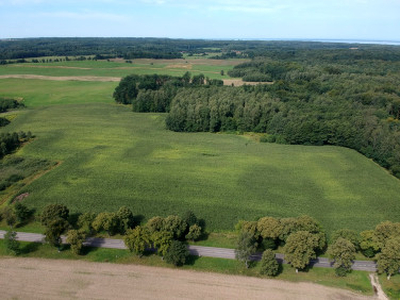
<box><xmin>0</xmin><ymin>230</ymin><xmax>377</xmax><ymax>272</ymax></box>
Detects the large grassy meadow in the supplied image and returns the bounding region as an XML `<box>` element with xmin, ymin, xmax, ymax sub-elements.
<box><xmin>1</xmin><ymin>61</ymin><xmax>400</xmax><ymax>235</ymax></box>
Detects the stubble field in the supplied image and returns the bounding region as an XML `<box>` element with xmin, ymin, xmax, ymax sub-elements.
<box><xmin>0</xmin><ymin>257</ymin><xmax>373</xmax><ymax>300</ymax></box>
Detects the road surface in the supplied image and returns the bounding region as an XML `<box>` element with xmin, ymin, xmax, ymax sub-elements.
<box><xmin>0</xmin><ymin>230</ymin><xmax>377</xmax><ymax>271</ymax></box>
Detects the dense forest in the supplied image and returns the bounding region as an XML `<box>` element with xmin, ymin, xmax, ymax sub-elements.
<box><xmin>0</xmin><ymin>37</ymin><xmax>390</xmax><ymax>60</ymax></box>
<box><xmin>112</xmin><ymin>43</ymin><xmax>400</xmax><ymax>179</ymax></box>
<box><xmin>113</xmin><ymin>73</ymin><xmax>223</xmax><ymax>112</ymax></box>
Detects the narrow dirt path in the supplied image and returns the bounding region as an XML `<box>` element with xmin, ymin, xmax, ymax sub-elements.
<box><xmin>369</xmin><ymin>273</ymin><xmax>389</xmax><ymax>300</ymax></box>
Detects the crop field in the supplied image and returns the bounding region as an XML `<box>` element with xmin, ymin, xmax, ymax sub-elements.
<box><xmin>1</xmin><ymin>61</ymin><xmax>400</xmax><ymax>235</ymax></box>
<box><xmin>0</xmin><ymin>58</ymin><xmax>244</xmax><ymax>80</ymax></box>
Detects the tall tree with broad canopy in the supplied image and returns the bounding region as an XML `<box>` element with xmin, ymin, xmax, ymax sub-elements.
<box><xmin>284</xmin><ymin>231</ymin><xmax>320</xmax><ymax>273</ymax></box>
<box><xmin>327</xmin><ymin>237</ymin><xmax>356</xmax><ymax>276</ymax></box>
<box><xmin>377</xmin><ymin>237</ymin><xmax>400</xmax><ymax>280</ymax></box>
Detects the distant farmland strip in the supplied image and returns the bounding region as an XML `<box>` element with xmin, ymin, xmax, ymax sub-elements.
<box><xmin>0</xmin><ymin>75</ymin><xmax>121</xmax><ymax>82</ymax></box>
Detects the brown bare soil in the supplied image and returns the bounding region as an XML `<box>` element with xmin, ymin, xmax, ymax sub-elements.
<box><xmin>0</xmin><ymin>74</ymin><xmax>121</xmax><ymax>82</ymax></box>
<box><xmin>223</xmin><ymin>79</ymin><xmax>273</xmax><ymax>86</ymax></box>
<box><xmin>0</xmin><ymin>257</ymin><xmax>372</xmax><ymax>300</ymax></box>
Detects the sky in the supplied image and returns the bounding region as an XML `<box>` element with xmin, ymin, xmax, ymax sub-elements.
<box><xmin>0</xmin><ymin>0</ymin><xmax>399</xmax><ymax>41</ymax></box>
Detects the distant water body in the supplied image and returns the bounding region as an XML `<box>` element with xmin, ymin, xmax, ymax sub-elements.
<box><xmin>308</xmin><ymin>39</ymin><xmax>400</xmax><ymax>46</ymax></box>
<box><xmin>252</xmin><ymin>38</ymin><xmax>400</xmax><ymax>46</ymax></box>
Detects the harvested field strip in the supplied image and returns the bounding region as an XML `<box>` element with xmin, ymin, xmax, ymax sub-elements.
<box><xmin>0</xmin><ymin>258</ymin><xmax>372</xmax><ymax>300</ymax></box>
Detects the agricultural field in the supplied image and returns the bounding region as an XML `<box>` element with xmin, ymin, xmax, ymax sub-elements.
<box><xmin>0</xmin><ymin>58</ymin><xmax>244</xmax><ymax>80</ymax></box>
<box><xmin>1</xmin><ymin>60</ymin><xmax>400</xmax><ymax>236</ymax></box>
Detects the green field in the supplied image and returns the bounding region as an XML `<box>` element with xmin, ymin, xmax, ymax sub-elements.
<box><xmin>1</xmin><ymin>61</ymin><xmax>400</xmax><ymax>235</ymax></box>
<box><xmin>0</xmin><ymin>58</ymin><xmax>242</xmax><ymax>80</ymax></box>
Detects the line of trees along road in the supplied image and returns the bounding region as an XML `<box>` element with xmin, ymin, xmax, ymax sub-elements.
<box><xmin>1</xmin><ymin>202</ymin><xmax>399</xmax><ymax>279</ymax></box>
<box><xmin>235</xmin><ymin>216</ymin><xmax>400</xmax><ymax>279</ymax></box>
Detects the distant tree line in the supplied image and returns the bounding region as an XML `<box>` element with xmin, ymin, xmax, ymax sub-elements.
<box><xmin>2</xmin><ymin>38</ymin><xmax>393</xmax><ymax>60</ymax></box>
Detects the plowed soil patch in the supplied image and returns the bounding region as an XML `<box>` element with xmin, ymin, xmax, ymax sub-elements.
<box><xmin>0</xmin><ymin>257</ymin><xmax>371</xmax><ymax>300</ymax></box>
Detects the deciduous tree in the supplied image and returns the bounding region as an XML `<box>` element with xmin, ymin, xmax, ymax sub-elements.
<box><xmin>66</xmin><ymin>229</ymin><xmax>87</xmax><ymax>255</ymax></box>
<box><xmin>77</xmin><ymin>212</ymin><xmax>96</xmax><ymax>234</ymax></box>
<box><xmin>92</xmin><ymin>212</ymin><xmax>119</xmax><ymax>236</ymax></box>
<box><xmin>235</xmin><ymin>231</ymin><xmax>258</xmax><ymax>268</ymax></box>
<box><xmin>116</xmin><ymin>206</ymin><xmax>135</xmax><ymax>234</ymax></box>
<box><xmin>124</xmin><ymin>226</ymin><xmax>151</xmax><ymax>257</ymax></box>
<box><xmin>164</xmin><ymin>240</ymin><xmax>189</xmax><ymax>266</ymax></box>
<box><xmin>257</xmin><ymin>217</ymin><xmax>281</xmax><ymax>240</ymax></box>
<box><xmin>377</xmin><ymin>237</ymin><xmax>400</xmax><ymax>280</ymax></box>
<box><xmin>40</xmin><ymin>204</ymin><xmax>69</xmax><ymax>227</ymax></box>
<box><xmin>259</xmin><ymin>249</ymin><xmax>279</xmax><ymax>276</ymax></box>
<box><xmin>44</xmin><ymin>218</ymin><xmax>69</xmax><ymax>249</ymax></box>
<box><xmin>185</xmin><ymin>224</ymin><xmax>202</xmax><ymax>242</ymax></box>
<box><xmin>284</xmin><ymin>231</ymin><xmax>319</xmax><ymax>273</ymax></box>
<box><xmin>146</xmin><ymin>216</ymin><xmax>165</xmax><ymax>233</ymax></box>
<box><xmin>163</xmin><ymin>215</ymin><xmax>187</xmax><ymax>240</ymax></box>
<box><xmin>151</xmin><ymin>230</ymin><xmax>173</xmax><ymax>259</ymax></box>
<box><xmin>4</xmin><ymin>230</ymin><xmax>20</xmax><ymax>255</ymax></box>
<box><xmin>327</xmin><ymin>237</ymin><xmax>356</xmax><ymax>276</ymax></box>
<box><xmin>331</xmin><ymin>229</ymin><xmax>360</xmax><ymax>251</ymax></box>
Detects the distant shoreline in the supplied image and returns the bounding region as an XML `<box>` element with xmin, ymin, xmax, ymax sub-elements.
<box><xmin>1</xmin><ymin>37</ymin><xmax>400</xmax><ymax>46</ymax></box>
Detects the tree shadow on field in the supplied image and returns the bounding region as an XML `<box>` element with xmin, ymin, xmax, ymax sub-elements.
<box><xmin>80</xmin><ymin>246</ymin><xmax>98</xmax><ymax>256</ymax></box>
<box><xmin>20</xmin><ymin>242</ymin><xmax>40</xmax><ymax>254</ymax></box>
<box><xmin>68</xmin><ymin>213</ymin><xmax>82</xmax><ymax>229</ymax></box>
<box><xmin>185</xmin><ymin>254</ymin><xmax>200</xmax><ymax>266</ymax></box>
<box><xmin>133</xmin><ymin>214</ymin><xmax>145</xmax><ymax>226</ymax></box>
